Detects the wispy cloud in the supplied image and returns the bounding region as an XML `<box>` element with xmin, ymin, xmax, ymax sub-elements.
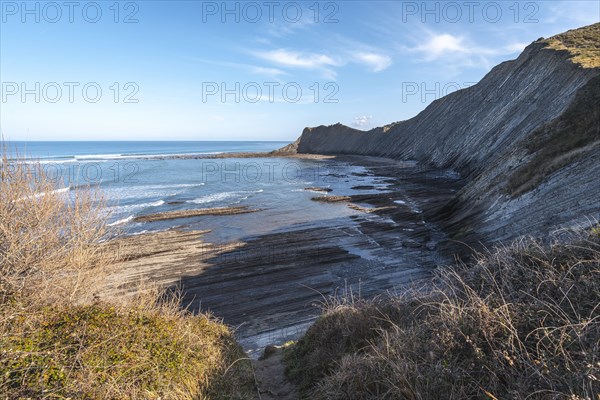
<box><xmin>253</xmin><ymin>49</ymin><xmax>341</xmax><ymax>79</ymax></box>
<box><xmin>251</xmin><ymin>46</ymin><xmax>393</xmax><ymax>79</ymax></box>
<box><xmin>353</xmin><ymin>52</ymin><xmax>392</xmax><ymax>72</ymax></box>
<box><xmin>404</xmin><ymin>31</ymin><xmax>530</xmax><ymax>72</ymax></box>
<box><xmin>254</xmin><ymin>49</ymin><xmax>340</xmax><ymax>68</ymax></box>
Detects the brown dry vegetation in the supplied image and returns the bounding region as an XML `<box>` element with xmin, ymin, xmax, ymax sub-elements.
<box><xmin>285</xmin><ymin>227</ymin><xmax>600</xmax><ymax>399</ymax></box>
<box><xmin>0</xmin><ymin>152</ymin><xmax>256</xmax><ymax>399</ymax></box>
<box><xmin>0</xmin><ymin>152</ymin><xmax>110</xmax><ymax>303</ymax></box>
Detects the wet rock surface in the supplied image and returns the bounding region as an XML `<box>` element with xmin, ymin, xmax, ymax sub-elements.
<box><xmin>103</xmin><ymin>156</ymin><xmax>463</xmax><ymax>357</ymax></box>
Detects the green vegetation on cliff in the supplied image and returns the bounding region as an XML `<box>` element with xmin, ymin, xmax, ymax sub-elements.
<box><xmin>503</xmin><ymin>23</ymin><xmax>600</xmax><ymax>196</ymax></box>
<box><xmin>543</xmin><ymin>23</ymin><xmax>600</xmax><ymax>68</ymax></box>
<box><xmin>0</xmin><ymin>299</ymin><xmax>255</xmax><ymax>399</ymax></box>
<box><xmin>506</xmin><ymin>74</ymin><xmax>600</xmax><ymax>196</ymax></box>
<box><xmin>285</xmin><ymin>227</ymin><xmax>600</xmax><ymax>399</ymax></box>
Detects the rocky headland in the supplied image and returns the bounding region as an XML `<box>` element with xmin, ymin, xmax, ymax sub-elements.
<box><xmin>288</xmin><ymin>24</ymin><xmax>600</xmax><ymax>245</ymax></box>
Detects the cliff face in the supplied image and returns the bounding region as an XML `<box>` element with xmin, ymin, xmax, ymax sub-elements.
<box><xmin>293</xmin><ymin>24</ymin><xmax>600</xmax><ymax>243</ymax></box>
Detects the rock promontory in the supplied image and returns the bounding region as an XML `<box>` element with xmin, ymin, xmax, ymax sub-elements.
<box><xmin>288</xmin><ymin>23</ymin><xmax>600</xmax><ymax>243</ymax></box>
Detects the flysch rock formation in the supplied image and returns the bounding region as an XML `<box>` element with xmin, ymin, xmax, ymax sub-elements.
<box><xmin>288</xmin><ymin>24</ymin><xmax>600</xmax><ymax>244</ymax></box>
<box><xmin>103</xmin><ymin>25</ymin><xmax>598</xmax><ymax>357</ymax></box>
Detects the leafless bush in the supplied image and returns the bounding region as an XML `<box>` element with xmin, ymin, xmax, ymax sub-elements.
<box><xmin>0</xmin><ymin>150</ymin><xmax>112</xmax><ymax>303</ymax></box>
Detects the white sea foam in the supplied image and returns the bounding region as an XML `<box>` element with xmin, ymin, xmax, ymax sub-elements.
<box><xmin>18</xmin><ymin>153</ymin><xmax>221</xmax><ymax>164</ymax></box>
<box><xmin>72</xmin><ymin>152</ymin><xmax>222</xmax><ymax>161</ymax></box>
<box><xmin>108</xmin><ymin>215</ymin><xmax>135</xmax><ymax>226</ymax></box>
<box><xmin>47</xmin><ymin>187</ymin><xmax>70</xmax><ymax>196</ymax></box>
<box><xmin>187</xmin><ymin>189</ymin><xmax>263</xmax><ymax>205</ymax></box>
<box><xmin>156</xmin><ymin>183</ymin><xmax>205</xmax><ymax>189</ymax></box>
<box><xmin>304</xmin><ymin>188</ymin><xmax>332</xmax><ymax>194</ymax></box>
<box><xmin>107</xmin><ymin>199</ymin><xmax>166</xmax><ymax>214</ymax></box>
<box><xmin>124</xmin><ymin>183</ymin><xmax>205</xmax><ymax>190</ymax></box>
<box><xmin>75</xmin><ymin>154</ymin><xmax>124</xmax><ymax>160</ymax></box>
<box><xmin>15</xmin><ymin>187</ymin><xmax>71</xmax><ymax>202</ymax></box>
<box><xmin>22</xmin><ymin>159</ymin><xmax>72</xmax><ymax>165</ymax></box>
<box><xmin>23</xmin><ymin>158</ymin><xmax>112</xmax><ymax>165</ymax></box>
<box><xmin>187</xmin><ymin>192</ymin><xmax>238</xmax><ymax>204</ymax></box>
<box><xmin>104</xmin><ymin>183</ymin><xmax>205</xmax><ymax>201</ymax></box>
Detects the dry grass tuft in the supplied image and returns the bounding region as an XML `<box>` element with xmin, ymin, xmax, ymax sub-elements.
<box><xmin>285</xmin><ymin>227</ymin><xmax>600</xmax><ymax>399</ymax></box>
<box><xmin>0</xmin><ymin>151</ymin><xmax>111</xmax><ymax>303</ymax></box>
<box><xmin>0</xmin><ymin>150</ymin><xmax>257</xmax><ymax>399</ymax></box>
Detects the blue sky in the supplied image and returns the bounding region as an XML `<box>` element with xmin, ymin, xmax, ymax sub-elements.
<box><xmin>0</xmin><ymin>0</ymin><xmax>598</xmax><ymax>141</ymax></box>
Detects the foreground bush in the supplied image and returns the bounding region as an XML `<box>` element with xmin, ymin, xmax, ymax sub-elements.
<box><xmin>0</xmin><ymin>296</ymin><xmax>255</xmax><ymax>399</ymax></box>
<box><xmin>0</xmin><ymin>152</ymin><xmax>256</xmax><ymax>399</ymax></box>
<box><xmin>0</xmin><ymin>151</ymin><xmax>109</xmax><ymax>303</ymax></box>
<box><xmin>285</xmin><ymin>228</ymin><xmax>600</xmax><ymax>399</ymax></box>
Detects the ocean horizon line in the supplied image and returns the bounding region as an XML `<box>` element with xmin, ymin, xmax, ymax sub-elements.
<box><xmin>1</xmin><ymin>141</ymin><xmax>293</xmax><ymax>162</ymax></box>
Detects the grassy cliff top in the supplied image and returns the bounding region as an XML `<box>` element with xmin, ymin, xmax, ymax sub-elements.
<box><xmin>0</xmin><ymin>300</ymin><xmax>257</xmax><ymax>399</ymax></box>
<box><xmin>543</xmin><ymin>22</ymin><xmax>600</xmax><ymax>67</ymax></box>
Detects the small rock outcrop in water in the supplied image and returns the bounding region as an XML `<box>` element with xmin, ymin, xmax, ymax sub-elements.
<box><xmin>285</xmin><ymin>24</ymin><xmax>600</xmax><ymax>243</ymax></box>
<box><xmin>133</xmin><ymin>206</ymin><xmax>259</xmax><ymax>223</ymax></box>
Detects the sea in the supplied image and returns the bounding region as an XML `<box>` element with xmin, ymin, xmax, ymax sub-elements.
<box><xmin>4</xmin><ymin>141</ymin><xmax>392</xmax><ymax>242</ymax></box>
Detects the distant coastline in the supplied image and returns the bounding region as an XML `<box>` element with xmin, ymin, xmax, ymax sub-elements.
<box><xmin>1</xmin><ymin>140</ymin><xmax>292</xmax><ymax>162</ymax></box>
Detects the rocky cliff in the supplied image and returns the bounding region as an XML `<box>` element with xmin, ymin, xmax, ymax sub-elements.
<box><xmin>290</xmin><ymin>24</ymin><xmax>600</xmax><ymax>243</ymax></box>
